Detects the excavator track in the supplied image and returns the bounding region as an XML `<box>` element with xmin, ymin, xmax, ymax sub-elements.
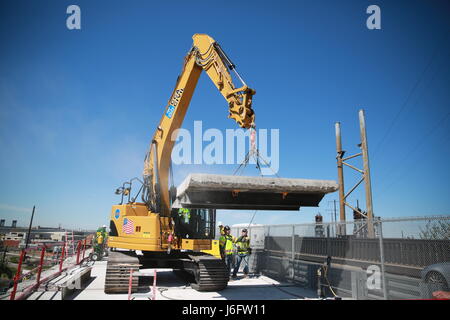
<box><xmin>104</xmin><ymin>251</ymin><xmax>228</xmax><ymax>293</ymax></box>
<box><xmin>187</xmin><ymin>254</ymin><xmax>229</xmax><ymax>291</ymax></box>
<box><xmin>104</xmin><ymin>251</ymin><xmax>140</xmax><ymax>294</ymax></box>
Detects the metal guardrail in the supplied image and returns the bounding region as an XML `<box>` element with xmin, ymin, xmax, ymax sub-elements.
<box><xmin>8</xmin><ymin>237</ymin><xmax>90</xmax><ymax>300</ymax></box>
<box><xmin>265</xmin><ymin>236</ymin><xmax>450</xmax><ymax>267</ymax></box>
<box><xmin>231</xmin><ymin>215</ymin><xmax>450</xmax><ymax>300</ymax></box>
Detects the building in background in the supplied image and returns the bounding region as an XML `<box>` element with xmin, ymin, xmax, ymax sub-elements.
<box><xmin>0</xmin><ymin>220</ymin><xmax>94</xmax><ymax>249</ymax></box>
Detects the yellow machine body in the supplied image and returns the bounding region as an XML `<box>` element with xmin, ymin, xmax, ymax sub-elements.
<box><xmin>108</xmin><ymin>203</ymin><xmax>221</xmax><ymax>258</ymax></box>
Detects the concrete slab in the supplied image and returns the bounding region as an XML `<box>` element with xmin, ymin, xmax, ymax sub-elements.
<box><xmin>70</xmin><ymin>260</ymin><xmax>129</xmax><ymax>300</ymax></box>
<box><xmin>173</xmin><ymin>174</ymin><xmax>338</xmax><ymax>210</ymax></box>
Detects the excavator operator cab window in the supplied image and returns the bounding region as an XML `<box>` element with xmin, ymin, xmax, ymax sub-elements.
<box><xmin>172</xmin><ymin>208</ymin><xmax>216</xmax><ymax>240</ymax></box>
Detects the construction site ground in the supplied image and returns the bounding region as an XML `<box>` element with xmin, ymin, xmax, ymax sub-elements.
<box><xmin>25</xmin><ymin>258</ymin><xmax>319</xmax><ymax>300</ymax></box>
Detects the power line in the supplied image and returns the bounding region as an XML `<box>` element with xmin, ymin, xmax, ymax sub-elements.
<box><xmin>373</xmin><ymin>61</ymin><xmax>444</xmax><ymax>181</ymax></box>
<box><xmin>372</xmin><ymin>46</ymin><xmax>441</xmax><ymax>160</ymax></box>
<box><xmin>374</xmin><ymin>111</ymin><xmax>450</xmax><ymax>199</ymax></box>
<box><xmin>372</xmin><ymin>46</ymin><xmax>439</xmax><ymax>160</ymax></box>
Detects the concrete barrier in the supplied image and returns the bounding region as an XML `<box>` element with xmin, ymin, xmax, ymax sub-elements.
<box><xmin>60</xmin><ymin>266</ymin><xmax>92</xmax><ymax>300</ymax></box>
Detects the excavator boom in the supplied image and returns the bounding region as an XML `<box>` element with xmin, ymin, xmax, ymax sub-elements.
<box><xmin>143</xmin><ymin>34</ymin><xmax>255</xmax><ymax>217</ymax></box>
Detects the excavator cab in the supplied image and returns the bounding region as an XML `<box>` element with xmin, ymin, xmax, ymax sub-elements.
<box><xmin>172</xmin><ymin>208</ymin><xmax>216</xmax><ymax>240</ymax></box>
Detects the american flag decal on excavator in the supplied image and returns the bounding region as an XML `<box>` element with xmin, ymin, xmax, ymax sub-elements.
<box><xmin>122</xmin><ymin>218</ymin><xmax>134</xmax><ymax>234</ymax></box>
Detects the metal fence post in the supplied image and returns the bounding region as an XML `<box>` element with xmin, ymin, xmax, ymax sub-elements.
<box><xmin>10</xmin><ymin>249</ymin><xmax>26</xmax><ymax>300</ymax></box>
<box><xmin>326</xmin><ymin>225</ymin><xmax>331</xmax><ymax>255</ymax></box>
<box><xmin>82</xmin><ymin>238</ymin><xmax>86</xmax><ymax>260</ymax></box>
<box><xmin>76</xmin><ymin>241</ymin><xmax>81</xmax><ymax>265</ymax></box>
<box><xmin>36</xmin><ymin>245</ymin><xmax>46</xmax><ymax>285</ymax></box>
<box><xmin>153</xmin><ymin>269</ymin><xmax>157</xmax><ymax>300</ymax></box>
<box><xmin>377</xmin><ymin>219</ymin><xmax>388</xmax><ymax>299</ymax></box>
<box><xmin>351</xmin><ymin>270</ymin><xmax>359</xmax><ymax>299</ymax></box>
<box><xmin>60</xmin><ymin>241</ymin><xmax>66</xmax><ymax>272</ymax></box>
<box><xmin>128</xmin><ymin>268</ymin><xmax>134</xmax><ymax>300</ymax></box>
<box><xmin>292</xmin><ymin>225</ymin><xmax>295</xmax><ymax>279</ymax></box>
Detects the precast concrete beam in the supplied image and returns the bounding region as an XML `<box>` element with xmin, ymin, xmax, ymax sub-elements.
<box><xmin>172</xmin><ymin>174</ymin><xmax>338</xmax><ymax>211</ymax></box>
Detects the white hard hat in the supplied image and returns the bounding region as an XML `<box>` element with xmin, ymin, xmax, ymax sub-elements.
<box><xmin>102</xmin><ymin>225</ymin><xmax>106</xmax><ymax>228</ymax></box>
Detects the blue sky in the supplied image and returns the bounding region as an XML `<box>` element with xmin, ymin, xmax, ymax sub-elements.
<box><xmin>0</xmin><ymin>0</ymin><xmax>449</xmax><ymax>230</ymax></box>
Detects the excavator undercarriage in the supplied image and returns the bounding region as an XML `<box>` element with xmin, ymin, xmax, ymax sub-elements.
<box><xmin>104</xmin><ymin>250</ymin><xmax>228</xmax><ymax>293</ymax></box>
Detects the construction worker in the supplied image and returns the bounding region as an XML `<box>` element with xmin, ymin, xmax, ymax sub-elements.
<box><xmin>96</xmin><ymin>225</ymin><xmax>108</xmax><ymax>246</ymax></box>
<box><xmin>91</xmin><ymin>225</ymin><xmax>108</xmax><ymax>260</ymax></box>
<box><xmin>232</xmin><ymin>228</ymin><xmax>251</xmax><ymax>279</ymax></box>
<box><xmin>315</xmin><ymin>213</ymin><xmax>324</xmax><ymax>237</ymax></box>
<box><xmin>218</xmin><ymin>223</ymin><xmax>226</xmax><ymax>259</ymax></box>
<box><xmin>219</xmin><ymin>226</ymin><xmax>235</xmax><ymax>275</ymax></box>
<box><xmin>353</xmin><ymin>207</ymin><xmax>368</xmax><ymax>238</ymax></box>
<box><xmin>218</xmin><ymin>222</ymin><xmax>225</xmax><ymax>237</ymax></box>
<box><xmin>178</xmin><ymin>208</ymin><xmax>191</xmax><ymax>223</ymax></box>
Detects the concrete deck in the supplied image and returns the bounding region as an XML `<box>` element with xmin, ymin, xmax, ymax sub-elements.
<box><xmin>27</xmin><ymin>259</ymin><xmax>317</xmax><ymax>300</ymax></box>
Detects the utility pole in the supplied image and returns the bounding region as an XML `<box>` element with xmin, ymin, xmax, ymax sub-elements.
<box><xmin>25</xmin><ymin>206</ymin><xmax>36</xmax><ymax>250</ymax></box>
<box><xmin>334</xmin><ymin>110</ymin><xmax>376</xmax><ymax>238</ymax></box>
<box><xmin>359</xmin><ymin>110</ymin><xmax>374</xmax><ymax>221</ymax></box>
<box><xmin>359</xmin><ymin>109</ymin><xmax>375</xmax><ymax>237</ymax></box>
<box><xmin>335</xmin><ymin>122</ymin><xmax>346</xmax><ymax>236</ymax></box>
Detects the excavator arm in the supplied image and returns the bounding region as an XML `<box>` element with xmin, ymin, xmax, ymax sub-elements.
<box><xmin>142</xmin><ymin>34</ymin><xmax>256</xmax><ymax>217</ymax></box>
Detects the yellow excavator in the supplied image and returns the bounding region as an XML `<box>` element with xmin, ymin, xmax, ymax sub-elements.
<box><xmin>105</xmin><ymin>34</ymin><xmax>256</xmax><ymax>293</ymax></box>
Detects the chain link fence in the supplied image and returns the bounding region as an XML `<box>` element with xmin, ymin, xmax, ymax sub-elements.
<box><xmin>230</xmin><ymin>215</ymin><xmax>450</xmax><ymax>300</ymax></box>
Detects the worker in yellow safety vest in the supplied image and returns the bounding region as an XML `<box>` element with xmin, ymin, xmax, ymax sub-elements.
<box><xmin>218</xmin><ymin>224</ymin><xmax>226</xmax><ymax>258</ymax></box>
<box><xmin>178</xmin><ymin>208</ymin><xmax>191</xmax><ymax>223</ymax></box>
<box><xmin>219</xmin><ymin>226</ymin><xmax>235</xmax><ymax>275</ymax></box>
<box><xmin>91</xmin><ymin>225</ymin><xmax>108</xmax><ymax>260</ymax></box>
<box><xmin>232</xmin><ymin>228</ymin><xmax>251</xmax><ymax>279</ymax></box>
<box><xmin>217</xmin><ymin>224</ymin><xmax>224</xmax><ymax>254</ymax></box>
<box><xmin>218</xmin><ymin>222</ymin><xmax>225</xmax><ymax>237</ymax></box>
